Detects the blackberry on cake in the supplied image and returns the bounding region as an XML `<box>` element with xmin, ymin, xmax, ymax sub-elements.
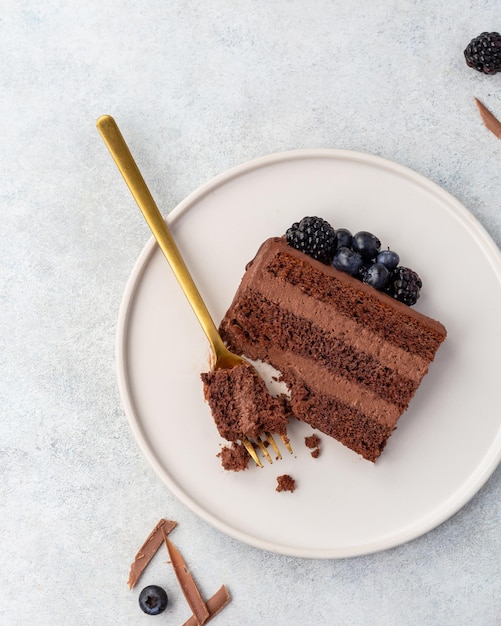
<box><xmin>285</xmin><ymin>216</ymin><xmax>336</xmax><ymax>263</ymax></box>
<box><xmin>386</xmin><ymin>266</ymin><xmax>422</xmax><ymax>306</ymax></box>
<box><xmin>464</xmin><ymin>32</ymin><xmax>501</xmax><ymax>75</ymax></box>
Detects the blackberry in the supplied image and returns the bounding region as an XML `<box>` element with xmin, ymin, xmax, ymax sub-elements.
<box><xmin>286</xmin><ymin>216</ymin><xmax>336</xmax><ymax>263</ymax></box>
<box><xmin>387</xmin><ymin>267</ymin><xmax>422</xmax><ymax>306</ymax></box>
<box><xmin>464</xmin><ymin>32</ymin><xmax>501</xmax><ymax>75</ymax></box>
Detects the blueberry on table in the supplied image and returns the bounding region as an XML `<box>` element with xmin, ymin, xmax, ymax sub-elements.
<box><xmin>332</xmin><ymin>247</ymin><xmax>363</xmax><ymax>276</ymax></box>
<box><xmin>139</xmin><ymin>585</ymin><xmax>168</xmax><ymax>615</ymax></box>
<box><xmin>376</xmin><ymin>249</ymin><xmax>400</xmax><ymax>271</ymax></box>
<box><xmin>351</xmin><ymin>231</ymin><xmax>381</xmax><ymax>260</ymax></box>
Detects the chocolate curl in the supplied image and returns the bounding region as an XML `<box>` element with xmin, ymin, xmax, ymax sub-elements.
<box><xmin>475</xmin><ymin>98</ymin><xmax>501</xmax><ymax>139</ymax></box>
<box><xmin>127</xmin><ymin>519</ymin><xmax>177</xmax><ymax>589</ymax></box>
<box><xmin>163</xmin><ymin>529</ymin><xmax>210</xmax><ymax>625</ymax></box>
<box><xmin>182</xmin><ymin>585</ymin><xmax>231</xmax><ymax>626</ymax></box>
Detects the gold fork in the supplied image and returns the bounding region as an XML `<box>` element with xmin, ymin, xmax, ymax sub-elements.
<box><xmin>96</xmin><ymin>115</ymin><xmax>292</xmax><ymax>467</ymax></box>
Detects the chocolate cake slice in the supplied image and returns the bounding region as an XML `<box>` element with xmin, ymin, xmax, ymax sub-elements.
<box><xmin>219</xmin><ymin>237</ymin><xmax>447</xmax><ymax>462</ymax></box>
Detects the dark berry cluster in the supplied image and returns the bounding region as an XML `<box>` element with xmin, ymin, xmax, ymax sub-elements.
<box><xmin>464</xmin><ymin>32</ymin><xmax>501</xmax><ymax>75</ymax></box>
<box><xmin>285</xmin><ymin>216</ymin><xmax>422</xmax><ymax>306</ymax></box>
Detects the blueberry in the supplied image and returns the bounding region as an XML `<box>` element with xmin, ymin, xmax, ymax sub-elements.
<box><xmin>334</xmin><ymin>228</ymin><xmax>353</xmax><ymax>249</ymax></box>
<box><xmin>376</xmin><ymin>249</ymin><xmax>400</xmax><ymax>271</ymax></box>
<box><xmin>363</xmin><ymin>263</ymin><xmax>390</xmax><ymax>290</ymax></box>
<box><xmin>352</xmin><ymin>231</ymin><xmax>381</xmax><ymax>261</ymax></box>
<box><xmin>358</xmin><ymin>260</ymin><xmax>373</xmax><ymax>281</ymax></box>
<box><xmin>332</xmin><ymin>247</ymin><xmax>363</xmax><ymax>276</ymax></box>
<box><xmin>139</xmin><ymin>585</ymin><xmax>168</xmax><ymax>615</ymax></box>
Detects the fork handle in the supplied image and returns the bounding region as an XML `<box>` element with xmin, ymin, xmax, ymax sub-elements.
<box><xmin>97</xmin><ymin>115</ymin><xmax>226</xmax><ymax>360</ymax></box>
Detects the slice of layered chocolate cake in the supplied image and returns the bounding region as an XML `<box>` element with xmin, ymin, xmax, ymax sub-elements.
<box><xmin>219</xmin><ymin>236</ymin><xmax>446</xmax><ymax>462</ymax></box>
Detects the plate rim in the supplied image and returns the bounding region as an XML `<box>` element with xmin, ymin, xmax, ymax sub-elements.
<box><xmin>116</xmin><ymin>148</ymin><xmax>501</xmax><ymax>559</ymax></box>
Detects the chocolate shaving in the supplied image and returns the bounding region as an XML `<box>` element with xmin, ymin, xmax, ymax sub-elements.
<box><xmin>163</xmin><ymin>530</ymin><xmax>210</xmax><ymax>625</ymax></box>
<box><xmin>182</xmin><ymin>585</ymin><xmax>231</xmax><ymax>626</ymax></box>
<box><xmin>127</xmin><ymin>518</ymin><xmax>177</xmax><ymax>589</ymax></box>
<box><xmin>475</xmin><ymin>97</ymin><xmax>501</xmax><ymax>139</ymax></box>
<box><xmin>128</xmin><ymin>519</ymin><xmax>231</xmax><ymax>623</ymax></box>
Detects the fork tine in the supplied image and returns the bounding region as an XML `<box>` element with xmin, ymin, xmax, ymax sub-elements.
<box><xmin>265</xmin><ymin>432</ymin><xmax>282</xmax><ymax>459</ymax></box>
<box><xmin>243</xmin><ymin>433</ymin><xmax>293</xmax><ymax>467</ymax></box>
<box><xmin>242</xmin><ymin>437</ymin><xmax>263</xmax><ymax>467</ymax></box>
<box><xmin>256</xmin><ymin>438</ymin><xmax>273</xmax><ymax>464</ymax></box>
<box><xmin>281</xmin><ymin>434</ymin><xmax>294</xmax><ymax>455</ymax></box>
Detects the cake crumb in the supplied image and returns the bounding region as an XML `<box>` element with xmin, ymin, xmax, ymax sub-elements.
<box><xmin>218</xmin><ymin>442</ymin><xmax>250</xmax><ymax>472</ymax></box>
<box><xmin>276</xmin><ymin>474</ymin><xmax>296</xmax><ymax>492</ymax></box>
<box><xmin>305</xmin><ymin>434</ymin><xmax>321</xmax><ymax>458</ymax></box>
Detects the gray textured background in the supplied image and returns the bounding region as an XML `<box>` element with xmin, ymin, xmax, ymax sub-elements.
<box><xmin>1</xmin><ymin>1</ymin><xmax>500</xmax><ymax>624</ymax></box>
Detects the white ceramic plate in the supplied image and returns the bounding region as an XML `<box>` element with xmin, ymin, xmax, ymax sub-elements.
<box><xmin>117</xmin><ymin>149</ymin><xmax>501</xmax><ymax>559</ymax></box>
